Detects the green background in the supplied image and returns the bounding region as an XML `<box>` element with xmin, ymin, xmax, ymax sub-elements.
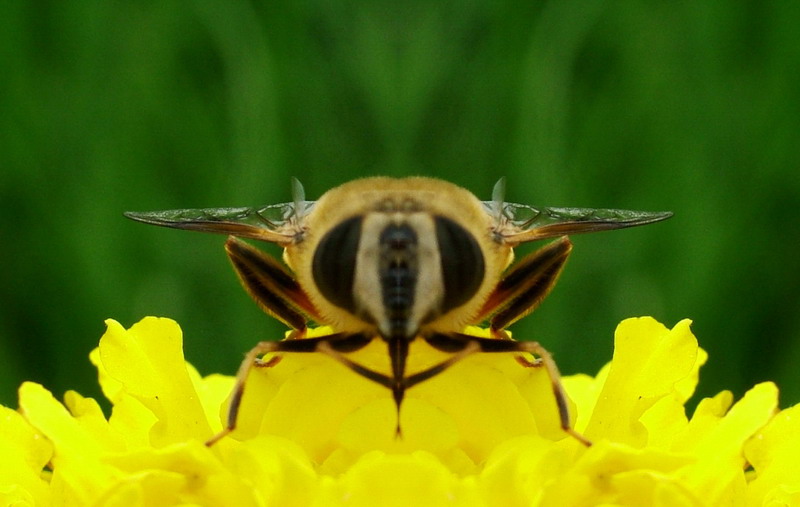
<box><xmin>2</xmin><ymin>2</ymin><xmax>799</xmax><ymax>414</ymax></box>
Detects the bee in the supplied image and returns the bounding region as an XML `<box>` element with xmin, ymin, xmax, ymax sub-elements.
<box><xmin>125</xmin><ymin>177</ymin><xmax>672</xmax><ymax>446</ymax></box>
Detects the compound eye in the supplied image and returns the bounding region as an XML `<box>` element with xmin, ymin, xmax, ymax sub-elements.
<box><xmin>435</xmin><ymin>216</ymin><xmax>485</xmax><ymax>313</ymax></box>
<box><xmin>312</xmin><ymin>216</ymin><xmax>362</xmax><ymax>314</ymax></box>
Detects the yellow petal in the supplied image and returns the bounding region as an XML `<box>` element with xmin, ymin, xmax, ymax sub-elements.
<box><xmin>104</xmin><ymin>440</ymin><xmax>262</xmax><ymax>506</ymax></box>
<box><xmin>230</xmin><ymin>435</ymin><xmax>319</xmax><ymax>507</ymax></box>
<box><xmin>537</xmin><ymin>441</ymin><xmax>694</xmax><ymax>506</ymax></box>
<box><xmin>90</xmin><ymin>346</ymin><xmax>123</xmax><ymax>404</ymax></box>
<box><xmin>194</xmin><ymin>373</ymin><xmax>235</xmax><ymax>435</ymax></box>
<box><xmin>611</xmin><ymin>469</ymin><xmax>698</xmax><ymax>507</ymax></box>
<box><xmin>98</xmin><ymin>318</ymin><xmax>213</xmax><ymax>445</ymax></box>
<box><xmin>478</xmin><ymin>435</ymin><xmax>568</xmax><ymax>507</ymax></box>
<box><xmin>64</xmin><ymin>390</ymin><xmax>127</xmax><ymax>453</ymax></box>
<box><xmin>18</xmin><ymin>381</ymin><xmax>118</xmax><ymax>504</ymax></box>
<box><xmin>584</xmin><ymin>318</ymin><xmax>700</xmax><ymax>446</ymax></box>
<box><xmin>9</xmin><ymin>315</ymin><xmax>797</xmax><ymax>505</ymax></box>
<box><xmin>638</xmin><ymin>394</ymin><xmax>690</xmax><ymax>451</ymax></box>
<box><xmin>562</xmin><ymin>367</ymin><xmax>608</xmax><ymax>433</ymax></box>
<box><xmin>670</xmin><ymin>390</ymin><xmax>733</xmax><ymax>451</ymax></box>
<box><xmin>674</xmin><ymin>347</ymin><xmax>708</xmax><ymax>403</ymax></box>
<box><xmin>331</xmin><ymin>397</ymin><xmax>462</xmax><ymax>471</ymax></box>
<box><xmin>412</xmin><ymin>352</ymin><xmax>545</xmax><ymax>462</ymax></box>
<box><xmin>676</xmin><ymin>382</ymin><xmax>778</xmax><ymax>503</ymax></box>
<box><xmin>512</xmin><ymin>357</ymin><xmax>574</xmax><ymax>442</ymax></box>
<box><xmin>106</xmin><ymin>394</ymin><xmax>159</xmax><ymax>450</ymax></box>
<box><xmin>0</xmin><ymin>405</ymin><xmax>51</xmax><ymax>506</ymax></box>
<box><xmin>247</xmin><ymin>343</ymin><xmax>387</xmax><ymax>464</ymax></box>
<box><xmin>237</xmin><ymin>334</ymin><xmax>566</xmax><ymax>474</ymax></box>
<box><xmin>317</xmin><ymin>451</ymin><xmax>478</xmax><ymax>507</ymax></box>
<box><xmin>745</xmin><ymin>403</ymin><xmax>800</xmax><ymax>504</ymax></box>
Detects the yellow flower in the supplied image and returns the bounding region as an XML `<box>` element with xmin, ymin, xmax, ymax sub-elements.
<box><xmin>2</xmin><ymin>316</ymin><xmax>798</xmax><ymax>505</ymax></box>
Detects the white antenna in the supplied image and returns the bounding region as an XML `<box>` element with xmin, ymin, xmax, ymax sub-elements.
<box><xmin>291</xmin><ymin>177</ymin><xmax>306</xmax><ymax>221</ymax></box>
<box><xmin>491</xmin><ymin>177</ymin><xmax>507</xmax><ymax>222</ymax></box>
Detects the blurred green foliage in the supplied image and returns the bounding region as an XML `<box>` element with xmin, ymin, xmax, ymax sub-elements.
<box><xmin>1</xmin><ymin>1</ymin><xmax>799</xmax><ymax>414</ymax></box>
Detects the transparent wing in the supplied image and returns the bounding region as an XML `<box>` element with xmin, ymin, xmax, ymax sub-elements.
<box><xmin>482</xmin><ymin>200</ymin><xmax>673</xmax><ymax>243</ymax></box>
<box><xmin>124</xmin><ymin>201</ymin><xmax>317</xmax><ymax>244</ymax></box>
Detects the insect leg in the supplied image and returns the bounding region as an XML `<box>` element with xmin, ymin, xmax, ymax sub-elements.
<box><xmin>421</xmin><ymin>332</ymin><xmax>591</xmax><ymax>446</ymax></box>
<box><xmin>404</xmin><ymin>338</ymin><xmax>481</xmax><ymax>389</ymax></box>
<box><xmin>317</xmin><ymin>340</ymin><xmax>393</xmax><ymax>389</ymax></box>
<box><xmin>475</xmin><ymin>236</ymin><xmax>572</xmax><ymax>333</ymax></box>
<box><xmin>206</xmin><ymin>332</ymin><xmax>380</xmax><ymax>446</ymax></box>
<box><xmin>225</xmin><ymin>236</ymin><xmax>323</xmax><ymax>331</ymax></box>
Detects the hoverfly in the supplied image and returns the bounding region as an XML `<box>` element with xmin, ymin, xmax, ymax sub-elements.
<box><xmin>125</xmin><ymin>177</ymin><xmax>672</xmax><ymax>446</ymax></box>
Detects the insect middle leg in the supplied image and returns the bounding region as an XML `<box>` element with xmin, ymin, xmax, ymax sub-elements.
<box><xmin>206</xmin><ymin>332</ymin><xmax>378</xmax><ymax>446</ymax></box>
<box><xmin>419</xmin><ymin>332</ymin><xmax>592</xmax><ymax>447</ymax></box>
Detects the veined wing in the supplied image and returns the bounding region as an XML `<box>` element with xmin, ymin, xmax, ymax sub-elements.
<box><xmin>124</xmin><ymin>201</ymin><xmax>316</xmax><ymax>244</ymax></box>
<box><xmin>482</xmin><ymin>200</ymin><xmax>673</xmax><ymax>244</ymax></box>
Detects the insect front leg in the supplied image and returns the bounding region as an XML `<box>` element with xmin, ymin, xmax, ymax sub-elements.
<box><xmin>475</xmin><ymin>236</ymin><xmax>572</xmax><ymax>333</ymax></box>
<box><xmin>225</xmin><ymin>236</ymin><xmax>323</xmax><ymax>334</ymax></box>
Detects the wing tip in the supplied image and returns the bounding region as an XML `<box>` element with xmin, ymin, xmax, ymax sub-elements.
<box><xmin>123</xmin><ymin>210</ymin><xmax>158</xmax><ymax>224</ymax></box>
<box><xmin>638</xmin><ymin>210</ymin><xmax>674</xmax><ymax>224</ymax></box>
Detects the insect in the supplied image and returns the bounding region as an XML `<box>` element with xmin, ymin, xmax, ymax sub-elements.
<box><xmin>125</xmin><ymin>177</ymin><xmax>672</xmax><ymax>446</ymax></box>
